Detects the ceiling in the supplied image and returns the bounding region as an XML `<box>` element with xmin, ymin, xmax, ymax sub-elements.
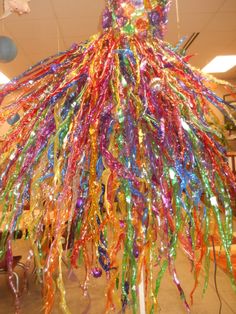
<box><xmin>0</xmin><ymin>0</ymin><xmax>236</xmax><ymax>82</ymax></box>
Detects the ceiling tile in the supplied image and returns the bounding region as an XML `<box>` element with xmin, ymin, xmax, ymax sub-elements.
<box><xmin>29</xmin><ymin>53</ymin><xmax>58</xmax><ymax>65</ymax></box>
<box><xmin>192</xmin><ymin>30</ymin><xmax>236</xmax><ymax>48</ymax></box>
<box><xmin>5</xmin><ymin>19</ymin><xmax>59</xmax><ymax>40</ymax></box>
<box><xmin>166</xmin><ymin>12</ymin><xmax>213</xmax><ymax>44</ymax></box>
<box><xmin>187</xmin><ymin>30</ymin><xmax>236</xmax><ymax>68</ymax></box>
<box><xmin>58</xmin><ymin>18</ymin><xmax>100</xmax><ymax>40</ymax></box>
<box><xmin>214</xmin><ymin>67</ymin><xmax>236</xmax><ymax>81</ymax></box>
<box><xmin>206</xmin><ymin>12</ymin><xmax>236</xmax><ymax>31</ymax></box>
<box><xmin>51</xmin><ymin>0</ymin><xmax>105</xmax><ymax>19</ymax></box>
<box><xmin>5</xmin><ymin>0</ymin><xmax>55</xmax><ymax>21</ymax></box>
<box><xmin>0</xmin><ymin>50</ymin><xmax>30</xmax><ymax>78</ymax></box>
<box><xmin>228</xmin><ymin>39</ymin><xmax>236</xmax><ymax>50</ymax></box>
<box><xmin>19</xmin><ymin>37</ymin><xmax>65</xmax><ymax>56</ymax></box>
<box><xmin>63</xmin><ymin>36</ymin><xmax>86</xmax><ymax>49</ymax></box>
<box><xmin>220</xmin><ymin>0</ymin><xmax>236</xmax><ymax>12</ymax></box>
<box><xmin>165</xmin><ymin>4</ymin><xmax>180</xmax><ymax>44</ymax></box>
<box><xmin>179</xmin><ymin>12</ymin><xmax>214</xmax><ymax>33</ymax></box>
<box><xmin>178</xmin><ymin>0</ymin><xmax>225</xmax><ymax>13</ymax></box>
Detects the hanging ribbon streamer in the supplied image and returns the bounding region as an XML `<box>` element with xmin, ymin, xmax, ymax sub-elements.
<box><xmin>0</xmin><ymin>1</ymin><xmax>235</xmax><ymax>313</ymax></box>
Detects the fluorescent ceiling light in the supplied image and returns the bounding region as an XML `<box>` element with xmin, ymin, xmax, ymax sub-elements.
<box><xmin>202</xmin><ymin>55</ymin><xmax>236</xmax><ymax>73</ymax></box>
<box><xmin>0</xmin><ymin>72</ymin><xmax>10</xmax><ymax>84</ymax></box>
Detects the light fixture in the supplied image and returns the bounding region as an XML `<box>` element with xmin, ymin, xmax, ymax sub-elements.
<box><xmin>0</xmin><ymin>71</ymin><xmax>10</xmax><ymax>84</ymax></box>
<box><xmin>202</xmin><ymin>55</ymin><xmax>236</xmax><ymax>73</ymax></box>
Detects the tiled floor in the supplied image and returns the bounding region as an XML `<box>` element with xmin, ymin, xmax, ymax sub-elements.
<box><xmin>0</xmin><ymin>237</ymin><xmax>236</xmax><ymax>314</ymax></box>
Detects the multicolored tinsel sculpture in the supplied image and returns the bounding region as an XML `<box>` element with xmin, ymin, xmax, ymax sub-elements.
<box><xmin>0</xmin><ymin>0</ymin><xmax>236</xmax><ymax>313</ymax></box>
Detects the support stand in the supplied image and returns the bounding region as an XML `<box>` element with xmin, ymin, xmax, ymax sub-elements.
<box><xmin>138</xmin><ymin>268</ymin><xmax>146</xmax><ymax>314</ymax></box>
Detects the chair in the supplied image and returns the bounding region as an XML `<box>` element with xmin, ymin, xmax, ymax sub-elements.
<box><xmin>0</xmin><ymin>254</ymin><xmax>26</xmax><ymax>293</ymax></box>
<box><xmin>0</xmin><ymin>232</ymin><xmax>28</xmax><ymax>312</ymax></box>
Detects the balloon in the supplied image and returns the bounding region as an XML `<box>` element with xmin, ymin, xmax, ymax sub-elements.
<box><xmin>0</xmin><ymin>36</ymin><xmax>17</xmax><ymax>63</ymax></box>
<box><xmin>7</xmin><ymin>113</ymin><xmax>20</xmax><ymax>125</ymax></box>
<box><xmin>0</xmin><ymin>0</ymin><xmax>30</xmax><ymax>19</ymax></box>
